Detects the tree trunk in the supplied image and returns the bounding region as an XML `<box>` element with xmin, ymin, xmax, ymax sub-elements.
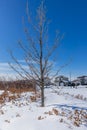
<box><xmin>41</xmin><ymin>84</ymin><xmax>44</xmax><ymax>107</ymax></box>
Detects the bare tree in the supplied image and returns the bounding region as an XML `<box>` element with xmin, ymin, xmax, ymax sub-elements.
<box><xmin>9</xmin><ymin>1</ymin><xmax>63</xmax><ymax>107</ymax></box>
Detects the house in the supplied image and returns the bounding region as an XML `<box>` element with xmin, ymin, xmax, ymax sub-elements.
<box><xmin>77</xmin><ymin>76</ymin><xmax>87</xmax><ymax>85</ymax></box>
<box><xmin>72</xmin><ymin>79</ymin><xmax>81</xmax><ymax>86</ymax></box>
<box><xmin>54</xmin><ymin>75</ymin><xmax>69</xmax><ymax>86</ymax></box>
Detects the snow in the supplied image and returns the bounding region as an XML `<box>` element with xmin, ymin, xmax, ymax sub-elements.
<box><xmin>0</xmin><ymin>90</ymin><xmax>4</xmax><ymax>95</ymax></box>
<box><xmin>61</xmin><ymin>86</ymin><xmax>87</xmax><ymax>98</ymax></box>
<box><xmin>0</xmin><ymin>86</ymin><xmax>87</xmax><ymax>130</ymax></box>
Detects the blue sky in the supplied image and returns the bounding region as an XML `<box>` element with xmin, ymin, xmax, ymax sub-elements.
<box><xmin>0</xmin><ymin>0</ymin><xmax>87</xmax><ymax>79</ymax></box>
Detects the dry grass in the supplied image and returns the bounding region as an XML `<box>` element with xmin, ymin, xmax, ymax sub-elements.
<box><xmin>38</xmin><ymin>116</ymin><xmax>45</xmax><ymax>120</ymax></box>
<box><xmin>7</xmin><ymin>87</ymin><xmax>35</xmax><ymax>94</ymax></box>
<box><xmin>0</xmin><ymin>91</ymin><xmax>20</xmax><ymax>104</ymax></box>
<box><xmin>30</xmin><ymin>96</ymin><xmax>36</xmax><ymax>102</ymax></box>
<box><xmin>0</xmin><ymin>86</ymin><xmax>36</xmax><ymax>104</ymax></box>
<box><xmin>43</xmin><ymin>108</ymin><xmax>87</xmax><ymax>127</ymax></box>
<box><xmin>52</xmin><ymin>108</ymin><xmax>59</xmax><ymax>115</ymax></box>
<box><xmin>44</xmin><ymin>108</ymin><xmax>59</xmax><ymax>116</ymax></box>
<box><xmin>68</xmin><ymin>109</ymin><xmax>87</xmax><ymax>127</ymax></box>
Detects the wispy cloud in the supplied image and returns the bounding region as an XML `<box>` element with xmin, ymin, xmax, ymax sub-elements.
<box><xmin>0</xmin><ymin>61</ymin><xmax>29</xmax><ymax>80</ymax></box>
<box><xmin>0</xmin><ymin>59</ymin><xmax>72</xmax><ymax>80</ymax></box>
<box><xmin>0</xmin><ymin>62</ymin><xmax>12</xmax><ymax>72</ymax></box>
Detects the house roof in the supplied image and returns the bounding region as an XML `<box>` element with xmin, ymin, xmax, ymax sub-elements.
<box><xmin>77</xmin><ymin>76</ymin><xmax>87</xmax><ymax>78</ymax></box>
<box><xmin>55</xmin><ymin>75</ymin><xmax>68</xmax><ymax>79</ymax></box>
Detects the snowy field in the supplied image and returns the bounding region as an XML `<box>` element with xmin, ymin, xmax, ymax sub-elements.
<box><xmin>0</xmin><ymin>86</ymin><xmax>87</xmax><ymax>130</ymax></box>
<box><xmin>61</xmin><ymin>85</ymin><xmax>87</xmax><ymax>98</ymax></box>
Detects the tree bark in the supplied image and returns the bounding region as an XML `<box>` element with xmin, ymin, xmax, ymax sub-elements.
<box><xmin>41</xmin><ymin>83</ymin><xmax>44</xmax><ymax>107</ymax></box>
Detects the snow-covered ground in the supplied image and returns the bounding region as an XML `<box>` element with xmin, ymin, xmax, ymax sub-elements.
<box><xmin>61</xmin><ymin>85</ymin><xmax>87</xmax><ymax>98</ymax></box>
<box><xmin>0</xmin><ymin>90</ymin><xmax>4</xmax><ymax>95</ymax></box>
<box><xmin>0</xmin><ymin>86</ymin><xmax>87</xmax><ymax>130</ymax></box>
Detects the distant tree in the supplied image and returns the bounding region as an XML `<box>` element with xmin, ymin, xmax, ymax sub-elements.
<box><xmin>9</xmin><ymin>1</ymin><xmax>64</xmax><ymax>107</ymax></box>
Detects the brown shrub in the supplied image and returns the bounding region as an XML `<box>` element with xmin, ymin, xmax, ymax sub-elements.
<box><xmin>35</xmin><ymin>93</ymin><xmax>41</xmax><ymax>98</ymax></box>
<box><xmin>30</xmin><ymin>96</ymin><xmax>36</xmax><ymax>102</ymax></box>
<box><xmin>8</xmin><ymin>87</ymin><xmax>35</xmax><ymax>94</ymax></box>
<box><xmin>48</xmin><ymin>111</ymin><xmax>53</xmax><ymax>115</ymax></box>
<box><xmin>74</xmin><ymin>110</ymin><xmax>79</xmax><ymax>115</ymax></box>
<box><xmin>61</xmin><ymin>111</ymin><xmax>65</xmax><ymax>116</ymax></box>
<box><xmin>0</xmin><ymin>90</ymin><xmax>21</xmax><ymax>104</ymax></box>
<box><xmin>44</xmin><ymin>111</ymin><xmax>53</xmax><ymax>115</ymax></box>
<box><xmin>52</xmin><ymin>108</ymin><xmax>59</xmax><ymax>115</ymax></box>
<box><xmin>38</xmin><ymin>116</ymin><xmax>44</xmax><ymax>120</ymax></box>
<box><xmin>74</xmin><ymin>121</ymin><xmax>80</xmax><ymax>127</ymax></box>
<box><xmin>9</xmin><ymin>95</ymin><xmax>17</xmax><ymax>101</ymax></box>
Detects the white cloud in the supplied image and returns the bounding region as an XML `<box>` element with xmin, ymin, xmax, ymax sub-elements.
<box><xmin>0</xmin><ymin>63</ymin><xmax>12</xmax><ymax>72</ymax></box>
<box><xmin>0</xmin><ymin>61</ymin><xmax>29</xmax><ymax>80</ymax></box>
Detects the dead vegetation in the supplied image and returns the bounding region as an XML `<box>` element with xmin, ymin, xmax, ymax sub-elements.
<box><xmin>30</xmin><ymin>96</ymin><xmax>36</xmax><ymax>102</ymax></box>
<box><xmin>7</xmin><ymin>87</ymin><xmax>35</xmax><ymax>94</ymax></box>
<box><xmin>30</xmin><ymin>92</ymin><xmax>41</xmax><ymax>102</ymax></box>
<box><xmin>74</xmin><ymin>94</ymin><xmax>87</xmax><ymax>101</ymax></box>
<box><xmin>0</xmin><ymin>79</ymin><xmax>36</xmax><ymax>105</ymax></box>
<box><xmin>68</xmin><ymin>109</ymin><xmax>87</xmax><ymax>127</ymax></box>
<box><xmin>38</xmin><ymin>108</ymin><xmax>87</xmax><ymax>127</ymax></box>
<box><xmin>44</xmin><ymin>108</ymin><xmax>59</xmax><ymax>116</ymax></box>
<box><xmin>38</xmin><ymin>116</ymin><xmax>46</xmax><ymax>120</ymax></box>
<box><xmin>0</xmin><ymin>79</ymin><xmax>36</xmax><ymax>93</ymax></box>
<box><xmin>4</xmin><ymin>120</ymin><xmax>10</xmax><ymax>123</ymax></box>
<box><xmin>0</xmin><ymin>91</ymin><xmax>20</xmax><ymax>104</ymax></box>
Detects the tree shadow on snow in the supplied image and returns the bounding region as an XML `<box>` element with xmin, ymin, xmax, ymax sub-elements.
<box><xmin>47</xmin><ymin>104</ymin><xmax>87</xmax><ymax>110</ymax></box>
